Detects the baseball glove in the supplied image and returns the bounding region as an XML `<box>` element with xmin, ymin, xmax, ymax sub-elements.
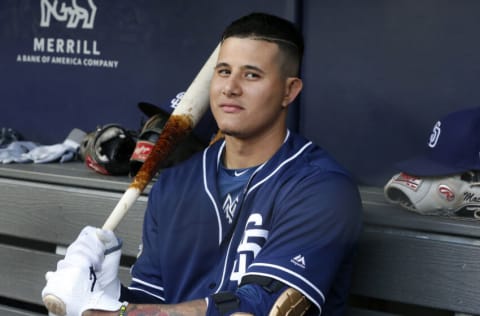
<box><xmin>384</xmin><ymin>172</ymin><xmax>480</xmax><ymax>218</ymax></box>
<box><xmin>129</xmin><ymin>102</ymin><xmax>206</xmax><ymax>176</ymax></box>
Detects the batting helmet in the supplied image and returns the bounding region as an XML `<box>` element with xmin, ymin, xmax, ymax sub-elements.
<box><xmin>81</xmin><ymin>124</ymin><xmax>137</xmax><ymax>175</ymax></box>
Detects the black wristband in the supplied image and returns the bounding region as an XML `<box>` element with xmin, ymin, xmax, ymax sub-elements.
<box><xmin>211</xmin><ymin>291</ymin><xmax>240</xmax><ymax>315</ymax></box>
<box><xmin>240</xmin><ymin>275</ymin><xmax>285</xmax><ymax>293</ymax></box>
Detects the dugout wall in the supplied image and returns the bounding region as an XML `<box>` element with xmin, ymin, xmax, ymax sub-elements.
<box><xmin>1</xmin><ymin>0</ymin><xmax>479</xmax><ymax>184</ymax></box>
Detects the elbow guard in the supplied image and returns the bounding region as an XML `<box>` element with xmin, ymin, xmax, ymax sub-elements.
<box><xmin>267</xmin><ymin>287</ymin><xmax>311</xmax><ymax>316</ymax></box>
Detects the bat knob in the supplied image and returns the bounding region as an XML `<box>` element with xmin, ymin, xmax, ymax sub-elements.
<box><xmin>43</xmin><ymin>294</ymin><xmax>66</xmax><ymax>316</ymax></box>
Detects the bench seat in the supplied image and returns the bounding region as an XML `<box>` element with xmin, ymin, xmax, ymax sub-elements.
<box><xmin>1</xmin><ymin>163</ymin><xmax>480</xmax><ymax>315</ymax></box>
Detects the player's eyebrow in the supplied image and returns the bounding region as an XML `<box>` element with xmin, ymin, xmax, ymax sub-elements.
<box><xmin>215</xmin><ymin>62</ymin><xmax>265</xmax><ymax>75</ymax></box>
<box><xmin>214</xmin><ymin>62</ymin><xmax>229</xmax><ymax>69</ymax></box>
<box><xmin>243</xmin><ymin>64</ymin><xmax>265</xmax><ymax>75</ymax></box>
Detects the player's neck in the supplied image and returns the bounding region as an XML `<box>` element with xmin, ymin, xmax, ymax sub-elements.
<box><xmin>222</xmin><ymin>128</ymin><xmax>287</xmax><ymax>169</ymax></box>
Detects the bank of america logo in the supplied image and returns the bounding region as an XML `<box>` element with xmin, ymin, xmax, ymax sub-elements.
<box><xmin>290</xmin><ymin>254</ymin><xmax>306</xmax><ymax>269</ymax></box>
<box><xmin>40</xmin><ymin>0</ymin><xmax>97</xmax><ymax>29</ymax></box>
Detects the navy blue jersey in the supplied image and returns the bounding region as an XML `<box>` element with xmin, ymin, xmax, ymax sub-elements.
<box><xmin>123</xmin><ymin>130</ymin><xmax>362</xmax><ymax>315</ymax></box>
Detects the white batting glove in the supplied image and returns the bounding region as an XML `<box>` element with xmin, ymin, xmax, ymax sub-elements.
<box><xmin>96</xmin><ymin>228</ymin><xmax>123</xmax><ymax>300</ymax></box>
<box><xmin>41</xmin><ymin>226</ymin><xmax>124</xmax><ymax>315</ymax></box>
<box><xmin>58</xmin><ymin>226</ymin><xmax>111</xmax><ymax>271</ymax></box>
<box><xmin>42</xmin><ymin>266</ymin><xmax>124</xmax><ymax>316</ymax></box>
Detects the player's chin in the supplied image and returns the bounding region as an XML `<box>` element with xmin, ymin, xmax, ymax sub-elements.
<box><xmin>219</xmin><ymin>126</ymin><xmax>248</xmax><ymax>139</ymax></box>
<box><xmin>216</xmin><ymin>119</ymin><xmax>246</xmax><ymax>137</ymax></box>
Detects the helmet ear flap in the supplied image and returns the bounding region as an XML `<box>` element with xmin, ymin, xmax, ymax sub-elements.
<box><xmin>83</xmin><ymin>124</ymin><xmax>137</xmax><ymax>175</ymax></box>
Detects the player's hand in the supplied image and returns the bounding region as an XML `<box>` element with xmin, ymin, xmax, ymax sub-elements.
<box><xmin>95</xmin><ymin>229</ymin><xmax>123</xmax><ymax>300</ymax></box>
<box><xmin>58</xmin><ymin>226</ymin><xmax>115</xmax><ymax>271</ymax></box>
<box><xmin>41</xmin><ymin>226</ymin><xmax>124</xmax><ymax>315</ymax></box>
<box><xmin>42</xmin><ymin>265</ymin><xmax>124</xmax><ymax>316</ymax></box>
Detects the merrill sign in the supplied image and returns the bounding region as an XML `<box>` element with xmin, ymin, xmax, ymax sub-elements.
<box><xmin>33</xmin><ymin>38</ymin><xmax>100</xmax><ymax>55</ymax></box>
<box><xmin>16</xmin><ymin>0</ymin><xmax>119</xmax><ymax>69</ymax></box>
<box><xmin>40</xmin><ymin>0</ymin><xmax>97</xmax><ymax>29</ymax></box>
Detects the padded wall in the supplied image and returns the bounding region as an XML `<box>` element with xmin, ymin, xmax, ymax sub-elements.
<box><xmin>4</xmin><ymin>1</ymin><xmax>480</xmax><ymax>187</ymax></box>
<box><xmin>301</xmin><ymin>0</ymin><xmax>480</xmax><ymax>186</ymax></box>
<box><xmin>0</xmin><ymin>0</ymin><xmax>298</xmax><ymax>144</ymax></box>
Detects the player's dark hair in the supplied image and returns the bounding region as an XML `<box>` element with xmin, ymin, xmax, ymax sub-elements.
<box><xmin>221</xmin><ymin>12</ymin><xmax>304</xmax><ymax>76</ymax></box>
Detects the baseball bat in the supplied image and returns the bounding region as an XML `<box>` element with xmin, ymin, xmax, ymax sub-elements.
<box><xmin>43</xmin><ymin>43</ymin><xmax>220</xmax><ymax>316</ymax></box>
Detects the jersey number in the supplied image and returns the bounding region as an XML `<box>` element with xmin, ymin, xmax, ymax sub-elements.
<box><xmin>230</xmin><ymin>214</ymin><xmax>269</xmax><ymax>282</ymax></box>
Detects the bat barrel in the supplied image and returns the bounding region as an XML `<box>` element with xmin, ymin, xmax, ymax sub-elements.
<box><xmin>102</xmin><ymin>44</ymin><xmax>220</xmax><ymax>231</ymax></box>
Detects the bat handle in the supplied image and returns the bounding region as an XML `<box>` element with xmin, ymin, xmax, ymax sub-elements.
<box><xmin>43</xmin><ymin>294</ymin><xmax>67</xmax><ymax>316</ymax></box>
<box><xmin>42</xmin><ymin>188</ymin><xmax>141</xmax><ymax>316</ymax></box>
<box><xmin>102</xmin><ymin>187</ymin><xmax>141</xmax><ymax>231</ymax></box>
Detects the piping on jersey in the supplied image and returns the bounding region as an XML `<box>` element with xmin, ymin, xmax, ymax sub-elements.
<box><xmin>246</xmin><ymin>141</ymin><xmax>313</xmax><ymax>197</ymax></box>
<box><xmin>131</xmin><ymin>277</ymin><xmax>165</xmax><ymax>291</ymax></box>
<box><xmin>127</xmin><ymin>286</ymin><xmax>165</xmax><ymax>301</ymax></box>
<box><xmin>128</xmin><ymin>277</ymin><xmax>165</xmax><ymax>301</ymax></box>
<box><xmin>204</xmin><ymin>143</ymin><xmax>224</xmax><ymax>245</ymax></box>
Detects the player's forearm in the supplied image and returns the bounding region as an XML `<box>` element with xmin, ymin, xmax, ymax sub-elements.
<box><xmin>82</xmin><ymin>299</ymin><xmax>207</xmax><ymax>316</ymax></box>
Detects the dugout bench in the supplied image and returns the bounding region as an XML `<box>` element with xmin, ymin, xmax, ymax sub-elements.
<box><xmin>0</xmin><ymin>163</ymin><xmax>479</xmax><ymax>316</ymax></box>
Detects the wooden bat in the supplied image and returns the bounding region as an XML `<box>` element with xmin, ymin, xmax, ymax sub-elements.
<box><xmin>103</xmin><ymin>43</ymin><xmax>220</xmax><ymax>230</ymax></box>
<box><xmin>43</xmin><ymin>43</ymin><xmax>220</xmax><ymax>316</ymax></box>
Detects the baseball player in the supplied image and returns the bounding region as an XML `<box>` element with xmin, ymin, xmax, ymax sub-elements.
<box><xmin>42</xmin><ymin>12</ymin><xmax>362</xmax><ymax>316</ymax></box>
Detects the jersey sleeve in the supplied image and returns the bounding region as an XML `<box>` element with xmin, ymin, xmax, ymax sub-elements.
<box><xmin>126</xmin><ymin>181</ymin><xmax>166</xmax><ymax>302</ymax></box>
<box><xmin>242</xmin><ymin>171</ymin><xmax>363</xmax><ymax>313</ymax></box>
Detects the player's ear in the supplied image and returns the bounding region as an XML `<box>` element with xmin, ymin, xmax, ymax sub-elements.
<box><xmin>282</xmin><ymin>77</ymin><xmax>303</xmax><ymax>108</ymax></box>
